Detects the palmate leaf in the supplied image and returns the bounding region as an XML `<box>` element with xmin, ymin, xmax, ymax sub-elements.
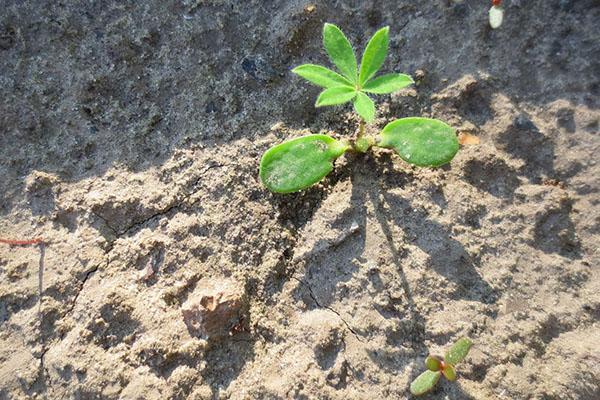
<box><xmin>292</xmin><ymin>64</ymin><xmax>353</xmax><ymax>89</ymax></box>
<box><xmin>410</xmin><ymin>370</ymin><xmax>441</xmax><ymax>396</ymax></box>
<box><xmin>353</xmin><ymin>92</ymin><xmax>375</xmax><ymax>122</ymax></box>
<box><xmin>378</xmin><ymin>117</ymin><xmax>459</xmax><ymax>167</ymax></box>
<box><xmin>259</xmin><ymin>134</ymin><xmax>349</xmax><ymax>194</ymax></box>
<box><xmin>359</xmin><ymin>26</ymin><xmax>389</xmax><ymax>86</ymax></box>
<box><xmin>323</xmin><ymin>23</ymin><xmax>357</xmax><ymax>82</ymax></box>
<box><xmin>363</xmin><ymin>73</ymin><xmax>414</xmax><ymax>94</ymax></box>
<box><xmin>445</xmin><ymin>338</ymin><xmax>473</xmax><ymax>365</ymax></box>
<box><xmin>291</xmin><ymin>24</ymin><xmax>414</xmax><ymax>126</ymax></box>
<box><xmin>316</xmin><ymin>86</ymin><xmax>357</xmax><ymax>107</ymax></box>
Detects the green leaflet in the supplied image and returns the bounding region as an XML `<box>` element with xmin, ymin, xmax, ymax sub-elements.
<box><xmin>323</xmin><ymin>23</ymin><xmax>357</xmax><ymax>82</ymax></box>
<box><xmin>378</xmin><ymin>117</ymin><xmax>459</xmax><ymax>167</ymax></box>
<box><xmin>292</xmin><ymin>64</ymin><xmax>353</xmax><ymax>89</ymax></box>
<box><xmin>410</xmin><ymin>370</ymin><xmax>441</xmax><ymax>396</ymax></box>
<box><xmin>359</xmin><ymin>26</ymin><xmax>389</xmax><ymax>86</ymax></box>
<box><xmin>353</xmin><ymin>92</ymin><xmax>375</xmax><ymax>122</ymax></box>
<box><xmin>442</xmin><ymin>364</ymin><xmax>457</xmax><ymax>381</ymax></box>
<box><xmin>316</xmin><ymin>86</ymin><xmax>357</xmax><ymax>107</ymax></box>
<box><xmin>425</xmin><ymin>356</ymin><xmax>442</xmax><ymax>372</ymax></box>
<box><xmin>363</xmin><ymin>73</ymin><xmax>414</xmax><ymax>94</ymax></box>
<box><xmin>445</xmin><ymin>338</ymin><xmax>473</xmax><ymax>365</ymax></box>
<box><xmin>259</xmin><ymin>134</ymin><xmax>349</xmax><ymax>194</ymax></box>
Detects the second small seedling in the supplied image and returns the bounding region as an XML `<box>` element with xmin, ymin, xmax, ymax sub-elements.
<box><xmin>410</xmin><ymin>338</ymin><xmax>473</xmax><ymax>396</ymax></box>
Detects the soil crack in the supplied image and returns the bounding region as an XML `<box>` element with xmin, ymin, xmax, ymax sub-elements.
<box><xmin>292</xmin><ymin>277</ymin><xmax>363</xmax><ymax>342</ymax></box>
<box><xmin>61</xmin><ymin>263</ymin><xmax>101</xmax><ymax>327</ymax></box>
<box><xmin>91</xmin><ymin>211</ymin><xmax>119</xmax><ymax>236</ymax></box>
<box><xmin>60</xmin><ymin>164</ymin><xmax>228</xmax><ymax>332</ymax></box>
<box><xmin>95</xmin><ymin>163</ymin><xmax>227</xmax><ymax>237</ymax></box>
<box><xmin>39</xmin><ymin>347</ymin><xmax>53</xmax><ymax>391</ymax></box>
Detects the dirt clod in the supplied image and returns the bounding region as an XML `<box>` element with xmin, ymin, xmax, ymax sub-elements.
<box><xmin>181</xmin><ymin>278</ymin><xmax>245</xmax><ymax>339</ymax></box>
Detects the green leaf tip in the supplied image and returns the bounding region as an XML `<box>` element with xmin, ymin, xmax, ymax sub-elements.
<box><xmin>410</xmin><ymin>370</ymin><xmax>441</xmax><ymax>396</ymax></box>
<box><xmin>445</xmin><ymin>338</ymin><xmax>473</xmax><ymax>366</ymax></box>
<box><xmin>259</xmin><ymin>134</ymin><xmax>348</xmax><ymax>194</ymax></box>
<box><xmin>315</xmin><ymin>86</ymin><xmax>357</xmax><ymax>107</ymax></box>
<box><xmin>323</xmin><ymin>23</ymin><xmax>357</xmax><ymax>83</ymax></box>
<box><xmin>359</xmin><ymin>26</ymin><xmax>389</xmax><ymax>86</ymax></box>
<box><xmin>292</xmin><ymin>64</ymin><xmax>354</xmax><ymax>89</ymax></box>
<box><xmin>378</xmin><ymin>117</ymin><xmax>459</xmax><ymax>167</ymax></box>
<box><xmin>363</xmin><ymin>73</ymin><xmax>414</xmax><ymax>94</ymax></box>
<box><xmin>353</xmin><ymin>92</ymin><xmax>375</xmax><ymax>122</ymax></box>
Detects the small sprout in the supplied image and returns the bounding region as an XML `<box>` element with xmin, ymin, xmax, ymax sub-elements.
<box><xmin>489</xmin><ymin>0</ymin><xmax>504</xmax><ymax>29</ymax></box>
<box><xmin>260</xmin><ymin>23</ymin><xmax>463</xmax><ymax>193</ymax></box>
<box><xmin>410</xmin><ymin>338</ymin><xmax>473</xmax><ymax>396</ymax></box>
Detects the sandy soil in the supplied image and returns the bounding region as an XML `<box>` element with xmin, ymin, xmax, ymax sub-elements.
<box><xmin>1</xmin><ymin>1</ymin><xmax>599</xmax><ymax>399</ymax></box>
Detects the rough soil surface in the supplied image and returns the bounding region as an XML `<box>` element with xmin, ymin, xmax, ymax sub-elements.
<box><xmin>1</xmin><ymin>1</ymin><xmax>599</xmax><ymax>399</ymax></box>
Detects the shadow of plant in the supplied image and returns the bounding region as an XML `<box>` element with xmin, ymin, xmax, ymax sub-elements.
<box><xmin>294</xmin><ymin>152</ymin><xmax>496</xmax><ymax>310</ymax></box>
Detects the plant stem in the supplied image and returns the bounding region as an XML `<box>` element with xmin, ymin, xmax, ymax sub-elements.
<box><xmin>358</xmin><ymin>119</ymin><xmax>365</xmax><ymax>140</ymax></box>
<box><xmin>353</xmin><ymin>118</ymin><xmax>373</xmax><ymax>153</ymax></box>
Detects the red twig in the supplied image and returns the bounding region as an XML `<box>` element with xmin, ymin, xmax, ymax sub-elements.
<box><xmin>0</xmin><ymin>237</ymin><xmax>44</xmax><ymax>246</ymax></box>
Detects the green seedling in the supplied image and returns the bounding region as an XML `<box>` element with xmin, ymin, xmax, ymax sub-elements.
<box><xmin>410</xmin><ymin>338</ymin><xmax>473</xmax><ymax>396</ymax></box>
<box><xmin>260</xmin><ymin>23</ymin><xmax>460</xmax><ymax>194</ymax></box>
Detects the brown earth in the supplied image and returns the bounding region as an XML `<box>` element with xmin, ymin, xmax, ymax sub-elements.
<box><xmin>1</xmin><ymin>1</ymin><xmax>599</xmax><ymax>399</ymax></box>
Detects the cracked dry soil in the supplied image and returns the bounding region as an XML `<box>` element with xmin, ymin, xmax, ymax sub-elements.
<box><xmin>1</xmin><ymin>1</ymin><xmax>599</xmax><ymax>399</ymax></box>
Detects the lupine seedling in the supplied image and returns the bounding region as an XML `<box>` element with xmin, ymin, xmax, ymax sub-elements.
<box><xmin>410</xmin><ymin>338</ymin><xmax>473</xmax><ymax>396</ymax></box>
<box><xmin>259</xmin><ymin>23</ymin><xmax>460</xmax><ymax>194</ymax></box>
